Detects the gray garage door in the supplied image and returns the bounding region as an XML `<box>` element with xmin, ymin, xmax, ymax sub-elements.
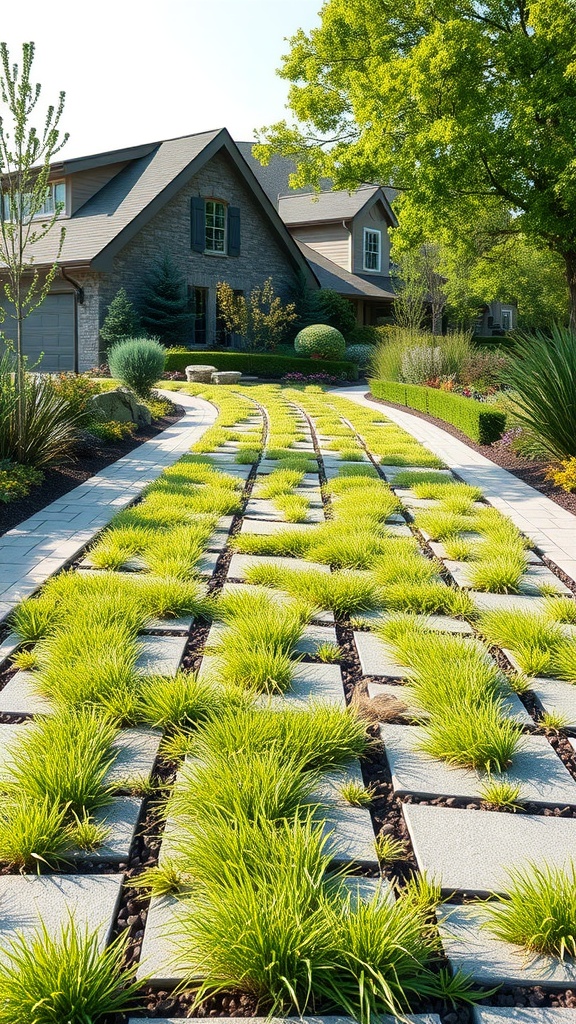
<box><xmin>1</xmin><ymin>294</ymin><xmax>75</xmax><ymax>372</ymax></box>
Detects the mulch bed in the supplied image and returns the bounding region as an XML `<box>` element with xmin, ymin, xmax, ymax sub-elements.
<box><xmin>365</xmin><ymin>392</ymin><xmax>576</xmax><ymax>516</ymax></box>
<box><xmin>0</xmin><ymin>409</ymin><xmax>184</xmax><ymax>539</ymax></box>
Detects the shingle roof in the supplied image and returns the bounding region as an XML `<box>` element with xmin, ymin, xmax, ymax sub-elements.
<box><xmin>279</xmin><ymin>186</ymin><xmax>387</xmax><ymax>226</ymax></box>
<box><xmin>296</xmin><ymin>241</ymin><xmax>396</xmax><ymax>300</ymax></box>
<box><xmin>16</xmin><ymin>130</ymin><xmax>315</xmax><ymax>280</ymax></box>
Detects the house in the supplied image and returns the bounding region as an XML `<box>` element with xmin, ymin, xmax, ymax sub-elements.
<box><xmin>0</xmin><ymin>129</ymin><xmax>317</xmax><ymax>372</ymax></box>
<box><xmin>237</xmin><ymin>145</ymin><xmax>398</xmax><ymax>326</ymax></box>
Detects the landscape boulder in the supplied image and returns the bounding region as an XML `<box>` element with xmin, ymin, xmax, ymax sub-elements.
<box><xmin>88</xmin><ymin>387</ymin><xmax>152</xmax><ymax>427</ymax></box>
<box><xmin>211</xmin><ymin>371</ymin><xmax>242</xmax><ymax>385</ymax></box>
<box><xmin>185</xmin><ymin>364</ymin><xmax>217</xmax><ymax>383</ymax></box>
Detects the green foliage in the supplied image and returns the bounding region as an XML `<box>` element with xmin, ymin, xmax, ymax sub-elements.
<box><xmin>316</xmin><ymin>290</ymin><xmax>357</xmax><ymax>336</ymax></box>
<box><xmin>107</xmin><ymin>337</ymin><xmax>166</xmax><ymax>398</ymax></box>
<box><xmin>100</xmin><ymin>287</ymin><xmax>140</xmax><ymax>346</ymax></box>
<box><xmin>294</xmin><ymin>324</ymin><xmax>347</xmax><ymax>360</ymax></box>
<box><xmin>136</xmin><ymin>672</ymin><xmax>233</xmax><ymax>732</ymax></box>
<box><xmin>164</xmin><ymin>347</ymin><xmax>358</xmax><ymax>380</ymax></box>
<box><xmin>345</xmin><ymin>343</ymin><xmax>377</xmax><ymax>368</ymax></box>
<box><xmin>0</xmin><ymin>459</ymin><xmax>42</xmax><ymax>502</ymax></box>
<box><xmin>0</xmin><ymin>352</ymin><xmax>81</xmax><ymax>467</ymax></box>
<box><xmin>49</xmin><ymin>373</ymin><xmax>100</xmax><ymax>425</ymax></box>
<box><xmin>479</xmin><ymin>778</ymin><xmax>522</xmax><ymax>810</ymax></box>
<box><xmin>216</xmin><ymin>278</ymin><xmax>297</xmax><ymax>350</ymax></box>
<box><xmin>138</xmin><ymin>252</ymin><xmax>194</xmax><ymax>344</ymax></box>
<box><xmin>370</xmin><ymin>379</ymin><xmax>506</xmax><ymax>444</ymax></box>
<box><xmin>0</xmin><ymin>795</ymin><xmax>68</xmax><ymax>870</ymax></box>
<box><xmin>86</xmin><ymin>418</ymin><xmax>135</xmax><ymax>442</ymax></box>
<box><xmin>0</xmin><ymin>922</ymin><xmax>140</xmax><ymax>1023</ymax></box>
<box><xmin>485</xmin><ymin>863</ymin><xmax>576</xmax><ymax>959</ymax></box>
<box><xmin>503</xmin><ymin>327</ymin><xmax>576</xmax><ymax>459</ymax></box>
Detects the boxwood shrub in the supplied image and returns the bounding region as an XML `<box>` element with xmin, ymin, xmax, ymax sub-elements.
<box><xmin>369</xmin><ymin>379</ymin><xmax>506</xmax><ymax>444</ymax></box>
<box><xmin>165</xmin><ymin>348</ymin><xmax>358</xmax><ymax>381</ymax></box>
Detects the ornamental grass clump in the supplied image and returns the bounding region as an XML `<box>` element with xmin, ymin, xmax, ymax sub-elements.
<box><xmin>480</xmin><ymin>609</ymin><xmax>576</xmax><ymax>678</ymax></box>
<box><xmin>274</xmin><ymin>493</ymin><xmax>310</xmax><ymax>522</ymax></box>
<box><xmin>256</xmin><ymin>468</ymin><xmax>305</xmax><ymax>498</ymax></box>
<box><xmin>419</xmin><ymin>698</ymin><xmax>523</xmax><ymax>772</ymax></box>
<box><xmin>0</xmin><ymin>795</ymin><xmax>69</xmax><ymax>870</ymax></box>
<box><xmin>136</xmin><ymin>671</ymin><xmax>245</xmax><ymax>732</ymax></box>
<box><xmin>107</xmin><ymin>336</ymin><xmax>166</xmax><ymax>398</ymax></box>
<box><xmin>466</xmin><ymin>550</ymin><xmax>528</xmax><ymax>594</ymax></box>
<box><xmin>233</xmin><ymin>529</ymin><xmax>313</xmax><ymax>558</ymax></box>
<box><xmin>0</xmin><ymin>921</ymin><xmax>141</xmax><ymax>1024</ymax></box>
<box><xmin>243</xmin><ymin>563</ymin><xmax>381</xmax><ymax>616</ymax></box>
<box><xmin>485</xmin><ymin>862</ymin><xmax>576</xmax><ymax>959</ymax></box>
<box><xmin>415</xmin><ymin>508</ymin><xmax>479</xmax><ymax>540</ymax></box>
<box><xmin>382</xmin><ymin>580</ymin><xmax>475</xmax><ymax>617</ymax></box>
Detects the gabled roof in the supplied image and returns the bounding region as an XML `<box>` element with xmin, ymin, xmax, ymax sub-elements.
<box><xmin>296</xmin><ymin>241</ymin><xmax>396</xmax><ymax>301</ymax></box>
<box><xmin>279</xmin><ymin>185</ymin><xmax>397</xmax><ymax>227</ymax></box>
<box><xmin>19</xmin><ymin>129</ymin><xmax>316</xmax><ymax>281</ymax></box>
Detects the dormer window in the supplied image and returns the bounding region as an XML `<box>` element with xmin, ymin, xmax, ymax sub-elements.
<box><xmin>2</xmin><ymin>180</ymin><xmax>66</xmax><ymax>220</ymax></box>
<box><xmin>205</xmin><ymin>199</ymin><xmax>227</xmax><ymax>253</ymax></box>
<box><xmin>363</xmin><ymin>227</ymin><xmax>382</xmax><ymax>272</ymax></box>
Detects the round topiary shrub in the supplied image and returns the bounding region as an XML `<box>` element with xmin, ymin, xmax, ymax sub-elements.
<box><xmin>294</xmin><ymin>324</ymin><xmax>346</xmax><ymax>361</ymax></box>
<box><xmin>107</xmin><ymin>338</ymin><xmax>166</xmax><ymax>398</ymax></box>
<box><xmin>344</xmin><ymin>344</ymin><xmax>376</xmax><ymax>368</ymax></box>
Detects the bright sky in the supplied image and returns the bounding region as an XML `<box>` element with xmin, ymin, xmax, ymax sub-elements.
<box><xmin>1</xmin><ymin>0</ymin><xmax>320</xmax><ymax>160</ymax></box>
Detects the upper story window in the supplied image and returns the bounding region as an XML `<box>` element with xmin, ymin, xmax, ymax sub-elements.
<box><xmin>205</xmin><ymin>199</ymin><xmax>227</xmax><ymax>253</ymax></box>
<box><xmin>363</xmin><ymin>227</ymin><xmax>382</xmax><ymax>272</ymax></box>
<box><xmin>2</xmin><ymin>180</ymin><xmax>66</xmax><ymax>220</ymax></box>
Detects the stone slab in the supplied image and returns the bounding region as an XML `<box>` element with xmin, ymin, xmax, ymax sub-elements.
<box><xmin>0</xmin><ymin>632</ymin><xmax>19</xmax><ymax>667</ymax></box>
<box><xmin>357</xmin><ymin>610</ymin><xmax>474</xmax><ymax>635</ymax></box>
<box><xmin>244</xmin><ymin>499</ymin><xmax>325</xmax><ymax>524</ymax></box>
<box><xmin>380</xmin><ymin>725</ymin><xmax>576</xmax><ymax>806</ymax></box>
<box><xmin>313</xmin><ymin>764</ymin><xmax>378</xmax><ymax>868</ymax></box>
<box><xmin>532</xmin><ymin>679</ymin><xmax>576</xmax><ymax>732</ymax></box>
<box><xmin>263</xmin><ymin>661</ymin><xmax>345</xmax><ymax>709</ymax></box>
<box><xmin>470</xmin><ymin>592</ymin><xmax>553</xmax><ymax>614</ymax></box>
<box><xmin>135</xmin><ymin>635</ymin><xmax>187</xmax><ymax>676</ymax></box>
<box><xmin>138</xmin><ymin>877</ymin><xmax>395</xmax><ymax>986</ymax></box>
<box><xmin>205</xmin><ymin>530</ymin><xmax>231</xmax><ymax>552</ymax></box>
<box><xmin>219</xmin><ymin>582</ymin><xmax>334</xmax><ymax>623</ymax></box>
<box><xmin>141</xmin><ymin>615</ymin><xmax>194</xmax><ymax>635</ymax></box>
<box><xmin>227</xmin><ymin>553</ymin><xmax>330</xmax><ymax>580</ymax></box>
<box><xmin>240</xmin><ymin>519</ymin><xmax>318</xmax><ymax>535</ymax></box>
<box><xmin>106</xmin><ymin>728</ymin><xmax>163</xmax><ymax>787</ymax></box>
<box><xmin>369</xmin><ymin>679</ymin><xmax>533</xmax><ymax>727</ymax></box>
<box><xmin>445</xmin><ymin>561</ymin><xmax>571</xmax><ymax>596</ymax></box>
<box><xmin>198</xmin><ymin>551</ymin><xmax>220</xmax><ymax>577</ymax></box>
<box><xmin>0</xmin><ymin>671</ymin><xmax>52</xmax><ymax>715</ymax></box>
<box><xmin>354</xmin><ymin>631</ymin><xmax>411</xmax><ymax>678</ymax></box>
<box><xmin>73</xmin><ymin>796</ymin><xmax>142</xmax><ymax>864</ymax></box>
<box><xmin>473</xmin><ymin>1010</ymin><xmax>576</xmax><ymax>1024</ymax></box>
<box><xmin>130</xmin><ymin>1017</ymin><xmax>441</xmax><ymax>1024</ymax></box>
<box><xmin>403</xmin><ymin>803</ymin><xmax>576</xmax><ymax>895</ymax></box>
<box><xmin>0</xmin><ymin>874</ymin><xmax>123</xmax><ymax>957</ymax></box>
<box><xmin>437</xmin><ymin>903</ymin><xmax>576</xmax><ymax>987</ymax></box>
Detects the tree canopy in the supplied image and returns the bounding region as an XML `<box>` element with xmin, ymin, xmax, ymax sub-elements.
<box><xmin>255</xmin><ymin>0</ymin><xmax>576</xmax><ymax>321</ymax></box>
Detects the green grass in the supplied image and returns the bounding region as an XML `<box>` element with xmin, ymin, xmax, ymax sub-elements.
<box><xmin>10</xmin><ymin>593</ymin><xmax>63</xmax><ymax>641</ymax></box>
<box><xmin>274</xmin><ymin>493</ymin><xmax>310</xmax><ymax>522</ymax></box>
<box><xmin>479</xmin><ymin>777</ymin><xmax>523</xmax><ymax>809</ymax></box>
<box><xmin>443</xmin><ymin>536</ymin><xmax>476</xmax><ymax>561</ymax></box>
<box><xmin>415</xmin><ymin>508</ymin><xmax>479</xmax><ymax>540</ymax></box>
<box><xmin>256</xmin><ymin>468</ymin><xmax>305</xmax><ymax>498</ymax></box>
<box><xmin>0</xmin><ymin>795</ymin><xmax>69</xmax><ymax>870</ymax></box>
<box><xmin>316</xmin><ymin>641</ymin><xmax>342</xmax><ymax>663</ymax></box>
<box><xmin>0</xmin><ymin>921</ymin><xmax>141</xmax><ymax>1023</ymax></box>
<box><xmin>466</xmin><ymin>551</ymin><xmax>528</xmax><ymax>594</ymax></box>
<box><xmin>419</xmin><ymin>699</ymin><xmax>523</xmax><ymax>772</ymax></box>
<box><xmin>382</xmin><ymin>580</ymin><xmax>475</xmax><ymax>617</ymax></box>
<box><xmin>340</xmin><ymin>780</ymin><xmax>373</xmax><ymax>806</ymax></box>
<box><xmin>136</xmin><ymin>671</ymin><xmax>244</xmax><ymax>731</ymax></box>
<box><xmin>484</xmin><ymin>862</ymin><xmax>576</xmax><ymax>959</ymax></box>
<box><xmin>390</xmin><ymin>470</ymin><xmax>452</xmax><ymax>488</ymax></box>
<box><xmin>480</xmin><ymin>609</ymin><xmax>576</xmax><ymax>679</ymax></box>
<box><xmin>544</xmin><ymin>596</ymin><xmax>576</xmax><ymax>624</ymax></box>
<box><xmin>412</xmin><ymin>481</ymin><xmax>483</xmax><ymax>503</ymax></box>
<box><xmin>233</xmin><ymin>529</ymin><xmax>312</xmax><ymax>558</ymax></box>
<box><xmin>374</xmin><ymin>834</ymin><xmax>409</xmax><ymax>864</ymax></box>
<box><xmin>243</xmin><ymin>564</ymin><xmax>381</xmax><ymax>617</ymax></box>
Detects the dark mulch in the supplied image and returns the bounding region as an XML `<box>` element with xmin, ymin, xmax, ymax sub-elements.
<box><xmin>0</xmin><ymin>409</ymin><xmax>184</xmax><ymax>539</ymax></box>
<box><xmin>365</xmin><ymin>392</ymin><xmax>576</xmax><ymax>516</ymax></box>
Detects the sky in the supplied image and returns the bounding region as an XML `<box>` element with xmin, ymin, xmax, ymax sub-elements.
<box><xmin>1</xmin><ymin>0</ymin><xmax>320</xmax><ymax>160</ymax></box>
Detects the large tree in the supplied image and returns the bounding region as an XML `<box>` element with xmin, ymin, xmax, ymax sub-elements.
<box><xmin>255</xmin><ymin>0</ymin><xmax>576</xmax><ymax>323</ymax></box>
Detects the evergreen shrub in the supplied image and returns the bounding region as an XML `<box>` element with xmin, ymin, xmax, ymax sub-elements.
<box><xmin>294</xmin><ymin>324</ymin><xmax>346</xmax><ymax>360</ymax></box>
<box><xmin>107</xmin><ymin>338</ymin><xmax>166</xmax><ymax>398</ymax></box>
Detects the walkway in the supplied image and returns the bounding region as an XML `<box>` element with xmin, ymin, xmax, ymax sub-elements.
<box><xmin>335</xmin><ymin>386</ymin><xmax>576</xmax><ymax>584</ymax></box>
<box><xmin>0</xmin><ymin>391</ymin><xmax>216</xmax><ymax>624</ymax></box>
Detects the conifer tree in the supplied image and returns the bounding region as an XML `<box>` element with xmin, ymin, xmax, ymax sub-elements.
<box><xmin>100</xmin><ymin>288</ymin><xmax>140</xmax><ymax>347</ymax></box>
<box><xmin>138</xmin><ymin>253</ymin><xmax>193</xmax><ymax>345</ymax></box>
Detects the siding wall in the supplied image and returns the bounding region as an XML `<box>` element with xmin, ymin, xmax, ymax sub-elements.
<box><xmin>289</xmin><ymin>224</ymin><xmax>351</xmax><ymax>271</ymax></box>
<box><xmin>69</xmin><ymin>163</ymin><xmax>129</xmax><ymax>214</ymax></box>
<box><xmin>352</xmin><ymin>201</ymin><xmax>391</xmax><ymax>275</ymax></box>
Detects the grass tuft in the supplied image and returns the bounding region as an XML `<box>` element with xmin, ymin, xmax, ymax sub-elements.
<box><xmin>485</xmin><ymin>862</ymin><xmax>576</xmax><ymax>959</ymax></box>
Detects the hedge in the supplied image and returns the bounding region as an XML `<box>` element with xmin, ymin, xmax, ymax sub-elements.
<box><xmin>164</xmin><ymin>348</ymin><xmax>359</xmax><ymax>381</ymax></box>
<box><xmin>369</xmin><ymin>379</ymin><xmax>506</xmax><ymax>445</ymax></box>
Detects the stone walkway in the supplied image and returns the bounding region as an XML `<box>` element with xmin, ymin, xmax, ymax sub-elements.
<box><xmin>0</xmin><ymin>391</ymin><xmax>216</xmax><ymax>624</ymax></box>
<box><xmin>334</xmin><ymin>386</ymin><xmax>576</xmax><ymax>584</ymax></box>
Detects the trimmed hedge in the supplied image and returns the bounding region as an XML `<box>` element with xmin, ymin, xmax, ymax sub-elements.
<box><xmin>369</xmin><ymin>379</ymin><xmax>506</xmax><ymax>445</ymax></box>
<box><xmin>164</xmin><ymin>348</ymin><xmax>359</xmax><ymax>381</ymax></box>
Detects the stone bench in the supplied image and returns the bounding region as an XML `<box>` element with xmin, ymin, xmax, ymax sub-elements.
<box><xmin>185</xmin><ymin>364</ymin><xmax>217</xmax><ymax>383</ymax></box>
<box><xmin>211</xmin><ymin>371</ymin><xmax>242</xmax><ymax>385</ymax></box>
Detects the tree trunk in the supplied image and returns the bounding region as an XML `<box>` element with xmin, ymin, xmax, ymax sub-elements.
<box><xmin>565</xmin><ymin>252</ymin><xmax>576</xmax><ymax>330</ymax></box>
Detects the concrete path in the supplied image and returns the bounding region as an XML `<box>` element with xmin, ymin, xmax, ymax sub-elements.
<box><xmin>0</xmin><ymin>391</ymin><xmax>216</xmax><ymax>624</ymax></box>
<box><xmin>334</xmin><ymin>386</ymin><xmax>576</xmax><ymax>584</ymax></box>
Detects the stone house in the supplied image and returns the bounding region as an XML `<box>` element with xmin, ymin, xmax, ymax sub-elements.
<box><xmin>0</xmin><ymin>129</ymin><xmax>316</xmax><ymax>371</ymax></box>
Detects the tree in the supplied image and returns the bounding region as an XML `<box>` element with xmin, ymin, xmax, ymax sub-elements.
<box><xmin>138</xmin><ymin>253</ymin><xmax>194</xmax><ymax>345</ymax></box>
<box><xmin>100</xmin><ymin>287</ymin><xmax>140</xmax><ymax>348</ymax></box>
<box><xmin>255</xmin><ymin>0</ymin><xmax>576</xmax><ymax>324</ymax></box>
<box><xmin>216</xmin><ymin>278</ymin><xmax>297</xmax><ymax>350</ymax></box>
<box><xmin>0</xmin><ymin>42</ymin><xmax>68</xmax><ymax>427</ymax></box>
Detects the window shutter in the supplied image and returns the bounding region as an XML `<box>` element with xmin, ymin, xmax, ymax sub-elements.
<box><xmin>191</xmin><ymin>196</ymin><xmax>205</xmax><ymax>253</ymax></box>
<box><xmin>228</xmin><ymin>206</ymin><xmax>241</xmax><ymax>257</ymax></box>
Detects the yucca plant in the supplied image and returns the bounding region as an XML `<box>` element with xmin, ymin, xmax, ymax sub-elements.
<box><xmin>503</xmin><ymin>326</ymin><xmax>576</xmax><ymax>459</ymax></box>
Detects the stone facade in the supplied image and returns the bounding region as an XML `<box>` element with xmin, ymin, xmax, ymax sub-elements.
<box><xmin>76</xmin><ymin>149</ymin><xmax>300</xmax><ymax>365</ymax></box>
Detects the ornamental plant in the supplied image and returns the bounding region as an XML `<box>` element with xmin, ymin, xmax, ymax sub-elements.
<box><xmin>294</xmin><ymin>324</ymin><xmax>346</xmax><ymax>360</ymax></box>
<box><xmin>107</xmin><ymin>337</ymin><xmax>166</xmax><ymax>398</ymax></box>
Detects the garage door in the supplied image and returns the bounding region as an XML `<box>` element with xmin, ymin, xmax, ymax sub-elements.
<box><xmin>1</xmin><ymin>294</ymin><xmax>75</xmax><ymax>372</ymax></box>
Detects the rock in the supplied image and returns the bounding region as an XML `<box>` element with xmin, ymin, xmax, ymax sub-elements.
<box><xmin>185</xmin><ymin>364</ymin><xmax>217</xmax><ymax>383</ymax></box>
<box><xmin>88</xmin><ymin>388</ymin><xmax>152</xmax><ymax>427</ymax></box>
<box><xmin>211</xmin><ymin>371</ymin><xmax>242</xmax><ymax>384</ymax></box>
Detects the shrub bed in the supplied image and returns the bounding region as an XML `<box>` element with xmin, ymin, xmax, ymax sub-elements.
<box><xmin>164</xmin><ymin>348</ymin><xmax>358</xmax><ymax>381</ymax></box>
<box><xmin>369</xmin><ymin>379</ymin><xmax>506</xmax><ymax>444</ymax></box>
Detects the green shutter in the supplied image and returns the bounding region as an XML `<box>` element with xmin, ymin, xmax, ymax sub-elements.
<box><xmin>228</xmin><ymin>206</ymin><xmax>240</xmax><ymax>257</ymax></box>
<box><xmin>191</xmin><ymin>196</ymin><xmax>205</xmax><ymax>252</ymax></box>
